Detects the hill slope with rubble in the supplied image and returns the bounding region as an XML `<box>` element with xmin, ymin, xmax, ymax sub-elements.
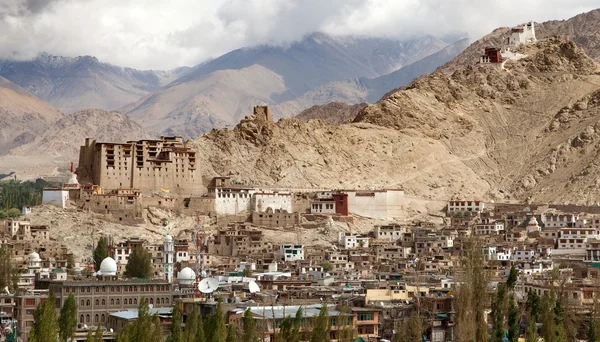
<box><xmin>192</xmin><ymin>37</ymin><xmax>600</xmax><ymax>205</ymax></box>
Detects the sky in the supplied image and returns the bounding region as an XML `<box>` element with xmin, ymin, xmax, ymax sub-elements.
<box><xmin>0</xmin><ymin>0</ymin><xmax>598</xmax><ymax>70</ymax></box>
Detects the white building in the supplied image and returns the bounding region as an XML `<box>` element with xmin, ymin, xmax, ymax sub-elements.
<box><xmin>507</xmin><ymin>22</ymin><xmax>536</xmax><ymax>46</ymax></box>
<box><xmin>212</xmin><ymin>189</ymin><xmax>293</xmax><ymax>215</ymax></box>
<box><xmin>558</xmin><ymin>227</ymin><xmax>600</xmax><ymax>249</ymax></box>
<box><xmin>22</xmin><ymin>206</ymin><xmax>32</xmax><ymax>215</ymax></box>
<box><xmin>310</xmin><ymin>200</ymin><xmax>336</xmax><ymax>214</ymax></box>
<box><xmin>542</xmin><ymin>213</ymin><xmax>578</xmax><ymax>228</ymax></box>
<box><xmin>254</xmin><ymin>192</ymin><xmax>292</xmax><ymax>212</ymax></box>
<box><xmin>447</xmin><ymin>200</ymin><xmax>485</xmax><ymax>214</ymax></box>
<box><xmin>375</xmin><ymin>225</ymin><xmax>406</xmax><ymax>241</ymax></box>
<box><xmin>338</xmin><ymin>232</ymin><xmax>369</xmax><ymax>249</ymax></box>
<box><xmin>278</xmin><ymin>244</ymin><xmax>305</xmax><ymax>262</ymax></box>
<box><xmin>491</xmin><ymin>249</ymin><xmax>512</xmax><ymax>261</ymax></box>
<box><xmin>344</xmin><ymin>189</ymin><xmax>405</xmax><ymax>219</ymax></box>
<box><xmin>513</xmin><ymin>250</ymin><xmax>535</xmax><ymax>261</ymax></box>
<box><xmin>42</xmin><ymin>188</ymin><xmax>69</xmax><ymax>209</ymax></box>
<box><xmin>474</xmin><ymin>221</ymin><xmax>504</xmax><ymax>235</ymax></box>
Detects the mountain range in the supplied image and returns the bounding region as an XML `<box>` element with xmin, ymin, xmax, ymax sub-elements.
<box><xmin>0</xmin><ymin>33</ymin><xmax>461</xmax><ymax>138</ymax></box>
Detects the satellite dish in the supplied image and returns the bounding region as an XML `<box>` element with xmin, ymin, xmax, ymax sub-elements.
<box><xmin>199</xmin><ymin>277</ymin><xmax>219</xmax><ymax>293</ymax></box>
<box><xmin>84</xmin><ymin>324</ymin><xmax>88</xmax><ymax>329</ymax></box>
<box><xmin>110</xmin><ymin>328</ymin><xmax>114</xmax><ymax>333</ymax></box>
<box><xmin>248</xmin><ymin>281</ymin><xmax>260</xmax><ymax>293</ymax></box>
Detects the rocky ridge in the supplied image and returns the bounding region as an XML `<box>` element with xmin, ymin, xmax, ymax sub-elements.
<box><xmin>192</xmin><ymin>37</ymin><xmax>600</xmax><ymax>205</ymax></box>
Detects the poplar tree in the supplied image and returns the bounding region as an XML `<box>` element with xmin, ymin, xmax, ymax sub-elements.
<box><xmin>85</xmin><ymin>329</ymin><xmax>94</xmax><ymax>342</ymax></box>
<box><xmin>125</xmin><ymin>246</ymin><xmax>153</xmax><ymax>278</ymax></box>
<box><xmin>242</xmin><ymin>308</ymin><xmax>257</xmax><ymax>342</ymax></box>
<box><xmin>30</xmin><ymin>292</ymin><xmax>59</xmax><ymax>342</ymax></box>
<box><xmin>184</xmin><ymin>306</ymin><xmax>199</xmax><ymax>342</ymax></box>
<box><xmin>93</xmin><ymin>236</ymin><xmax>109</xmax><ymax>271</ymax></box>
<box><xmin>336</xmin><ymin>306</ymin><xmax>356</xmax><ymax>342</ymax></box>
<box><xmin>541</xmin><ymin>292</ymin><xmax>557</xmax><ymax>342</ymax></box>
<box><xmin>93</xmin><ymin>325</ymin><xmax>104</xmax><ymax>342</ymax></box>
<box><xmin>226</xmin><ymin>324</ymin><xmax>237</xmax><ymax>342</ymax></box>
<box><xmin>278</xmin><ymin>307</ymin><xmax>303</xmax><ymax>342</ymax></box>
<box><xmin>59</xmin><ymin>293</ymin><xmax>78</xmax><ymax>342</ymax></box>
<box><xmin>167</xmin><ymin>304</ymin><xmax>184</xmax><ymax>342</ymax></box>
<box><xmin>454</xmin><ymin>238</ymin><xmax>488</xmax><ymax>342</ymax></box>
<box><xmin>397</xmin><ymin>312</ymin><xmax>424</xmax><ymax>342</ymax></box>
<box><xmin>205</xmin><ymin>299</ymin><xmax>227</xmax><ymax>342</ymax></box>
<box><xmin>507</xmin><ymin>294</ymin><xmax>519</xmax><ymax>342</ymax></box>
<box><xmin>310</xmin><ymin>304</ymin><xmax>330</xmax><ymax>342</ymax></box>
<box><xmin>490</xmin><ymin>283</ymin><xmax>507</xmax><ymax>342</ymax></box>
<box><xmin>195</xmin><ymin>312</ymin><xmax>206</xmax><ymax>342</ymax></box>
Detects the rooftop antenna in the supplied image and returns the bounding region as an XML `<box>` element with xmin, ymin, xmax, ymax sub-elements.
<box><xmin>193</xmin><ymin>216</ymin><xmax>205</xmax><ymax>297</ymax></box>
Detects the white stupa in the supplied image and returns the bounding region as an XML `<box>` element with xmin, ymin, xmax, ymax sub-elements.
<box><xmin>98</xmin><ymin>257</ymin><xmax>118</xmax><ymax>276</ymax></box>
<box><xmin>66</xmin><ymin>161</ymin><xmax>79</xmax><ymax>186</ymax></box>
<box><xmin>526</xmin><ymin>216</ymin><xmax>540</xmax><ymax>233</ymax></box>
<box><xmin>177</xmin><ymin>267</ymin><xmax>196</xmax><ymax>287</ymax></box>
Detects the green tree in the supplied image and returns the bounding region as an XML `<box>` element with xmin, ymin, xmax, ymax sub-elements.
<box><xmin>167</xmin><ymin>304</ymin><xmax>184</xmax><ymax>342</ymax></box>
<box><xmin>59</xmin><ymin>293</ymin><xmax>78</xmax><ymax>342</ymax></box>
<box><xmin>152</xmin><ymin>314</ymin><xmax>165</xmax><ymax>342</ymax></box>
<box><xmin>195</xmin><ymin>312</ymin><xmax>206</xmax><ymax>342</ymax></box>
<box><xmin>525</xmin><ymin>313</ymin><xmax>538</xmax><ymax>342</ymax></box>
<box><xmin>490</xmin><ymin>283</ymin><xmax>507</xmax><ymax>342</ymax></box>
<box><xmin>242</xmin><ymin>308</ymin><xmax>257</xmax><ymax>342</ymax></box>
<box><xmin>85</xmin><ymin>329</ymin><xmax>94</xmax><ymax>342</ymax></box>
<box><xmin>93</xmin><ymin>325</ymin><xmax>104</xmax><ymax>342</ymax></box>
<box><xmin>278</xmin><ymin>307</ymin><xmax>303</xmax><ymax>342</ymax></box>
<box><xmin>66</xmin><ymin>253</ymin><xmax>75</xmax><ymax>275</ymax></box>
<box><xmin>506</xmin><ymin>265</ymin><xmax>518</xmax><ymax>290</ymax></box>
<box><xmin>205</xmin><ymin>299</ymin><xmax>227</xmax><ymax>342</ymax></box>
<box><xmin>117</xmin><ymin>297</ymin><xmax>164</xmax><ymax>342</ymax></box>
<box><xmin>0</xmin><ymin>243</ymin><xmax>18</xmax><ymax>292</ymax></box>
<box><xmin>125</xmin><ymin>246</ymin><xmax>152</xmax><ymax>278</ymax></box>
<box><xmin>507</xmin><ymin>294</ymin><xmax>519</xmax><ymax>342</ymax></box>
<box><xmin>526</xmin><ymin>290</ymin><xmax>540</xmax><ymax>321</ymax></box>
<box><xmin>541</xmin><ymin>292</ymin><xmax>557</xmax><ymax>342</ymax></box>
<box><xmin>336</xmin><ymin>306</ymin><xmax>356</xmax><ymax>342</ymax></box>
<box><xmin>226</xmin><ymin>324</ymin><xmax>237</xmax><ymax>342</ymax></box>
<box><xmin>184</xmin><ymin>306</ymin><xmax>199</xmax><ymax>342</ymax></box>
<box><xmin>454</xmin><ymin>238</ymin><xmax>488</xmax><ymax>342</ymax></box>
<box><xmin>30</xmin><ymin>292</ymin><xmax>59</xmax><ymax>342</ymax></box>
<box><xmin>321</xmin><ymin>261</ymin><xmax>332</xmax><ymax>272</ymax></box>
<box><xmin>93</xmin><ymin>236</ymin><xmax>109</xmax><ymax>271</ymax></box>
<box><xmin>310</xmin><ymin>304</ymin><xmax>330</xmax><ymax>342</ymax></box>
<box><xmin>242</xmin><ymin>268</ymin><xmax>252</xmax><ymax>278</ymax></box>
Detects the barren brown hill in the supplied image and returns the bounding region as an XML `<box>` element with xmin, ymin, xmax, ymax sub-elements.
<box><xmin>442</xmin><ymin>9</ymin><xmax>600</xmax><ymax>73</ymax></box>
<box><xmin>0</xmin><ymin>76</ymin><xmax>63</xmax><ymax>154</ymax></box>
<box><xmin>1</xmin><ymin>109</ymin><xmax>152</xmax><ymax>179</ymax></box>
<box><xmin>296</xmin><ymin>102</ymin><xmax>368</xmax><ymax>125</ymax></box>
<box><xmin>192</xmin><ymin>37</ymin><xmax>600</xmax><ymax>205</ymax></box>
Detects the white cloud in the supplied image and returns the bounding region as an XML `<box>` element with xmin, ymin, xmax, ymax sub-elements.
<box><xmin>0</xmin><ymin>0</ymin><xmax>598</xmax><ymax>69</ymax></box>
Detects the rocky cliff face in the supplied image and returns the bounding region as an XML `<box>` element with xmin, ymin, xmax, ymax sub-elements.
<box><xmin>192</xmin><ymin>37</ymin><xmax>600</xmax><ymax>205</ymax></box>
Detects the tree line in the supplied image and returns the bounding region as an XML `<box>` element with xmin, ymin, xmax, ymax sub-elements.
<box><xmin>0</xmin><ymin>178</ymin><xmax>50</xmax><ymax>218</ymax></box>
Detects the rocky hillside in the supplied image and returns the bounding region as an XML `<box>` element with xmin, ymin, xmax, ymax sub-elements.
<box><xmin>296</xmin><ymin>102</ymin><xmax>367</xmax><ymax>125</ymax></box>
<box><xmin>0</xmin><ymin>54</ymin><xmax>188</xmax><ymax>113</ymax></box>
<box><xmin>191</xmin><ymin>37</ymin><xmax>600</xmax><ymax>205</ymax></box>
<box><xmin>0</xmin><ymin>76</ymin><xmax>63</xmax><ymax>154</ymax></box>
<box><xmin>9</xmin><ymin>109</ymin><xmax>152</xmax><ymax>158</ymax></box>
<box><xmin>442</xmin><ymin>9</ymin><xmax>600</xmax><ymax>73</ymax></box>
<box><xmin>1</xmin><ymin>109</ymin><xmax>152</xmax><ymax>179</ymax></box>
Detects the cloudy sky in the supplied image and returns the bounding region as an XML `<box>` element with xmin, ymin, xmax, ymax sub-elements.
<box><xmin>1</xmin><ymin>0</ymin><xmax>598</xmax><ymax>70</ymax></box>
